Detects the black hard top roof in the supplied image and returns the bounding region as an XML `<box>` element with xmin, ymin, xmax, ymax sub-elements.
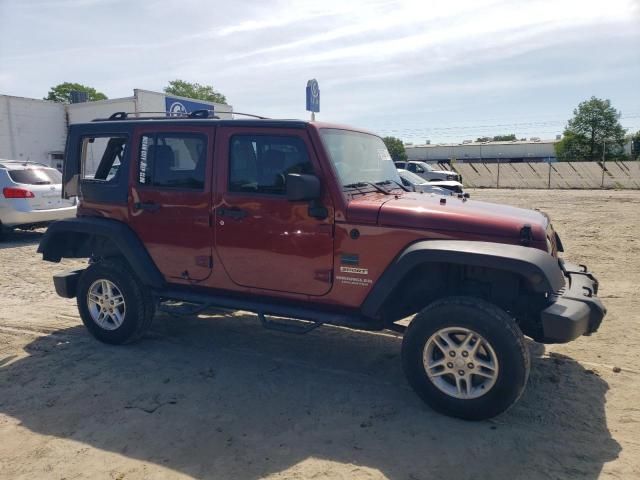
<box><xmin>86</xmin><ymin>117</ymin><xmax>309</xmax><ymax>129</ymax></box>
<box><xmin>75</xmin><ymin>112</ymin><xmax>372</xmax><ymax>136</ymax></box>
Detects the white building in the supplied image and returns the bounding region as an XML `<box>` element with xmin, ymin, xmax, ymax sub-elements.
<box><xmin>0</xmin><ymin>89</ymin><xmax>233</xmax><ymax>169</ymax></box>
<box><xmin>406</xmin><ymin>139</ymin><xmax>559</xmax><ymax>163</ymax></box>
<box><xmin>0</xmin><ymin>95</ymin><xmax>67</xmax><ymax>167</ymax></box>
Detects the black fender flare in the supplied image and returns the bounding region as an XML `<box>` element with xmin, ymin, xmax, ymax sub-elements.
<box><xmin>38</xmin><ymin>217</ymin><xmax>165</xmax><ymax>289</ymax></box>
<box><xmin>361</xmin><ymin>240</ymin><xmax>565</xmax><ymax>319</ymax></box>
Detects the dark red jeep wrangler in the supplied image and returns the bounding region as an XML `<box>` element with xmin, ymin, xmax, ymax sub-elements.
<box><xmin>38</xmin><ymin>111</ymin><xmax>605</xmax><ymax>420</ymax></box>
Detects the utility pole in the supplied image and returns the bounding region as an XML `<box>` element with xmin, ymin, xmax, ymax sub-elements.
<box><xmin>497</xmin><ymin>153</ymin><xmax>502</xmax><ymax>188</ymax></box>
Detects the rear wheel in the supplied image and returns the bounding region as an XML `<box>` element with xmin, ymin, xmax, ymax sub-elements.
<box><xmin>77</xmin><ymin>259</ymin><xmax>154</xmax><ymax>344</ymax></box>
<box><xmin>402</xmin><ymin>296</ymin><xmax>530</xmax><ymax>420</ymax></box>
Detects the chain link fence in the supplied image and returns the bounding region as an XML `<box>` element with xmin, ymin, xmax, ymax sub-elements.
<box><xmin>439</xmin><ymin>161</ymin><xmax>640</xmax><ymax>189</ymax></box>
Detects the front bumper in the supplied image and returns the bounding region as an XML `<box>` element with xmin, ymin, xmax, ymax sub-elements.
<box><xmin>540</xmin><ymin>261</ymin><xmax>606</xmax><ymax>343</ymax></box>
<box><xmin>53</xmin><ymin>269</ymin><xmax>84</xmax><ymax>298</ymax></box>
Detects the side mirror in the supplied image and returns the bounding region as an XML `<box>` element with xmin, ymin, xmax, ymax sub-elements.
<box><xmin>286</xmin><ymin>173</ymin><xmax>321</xmax><ymax>201</ymax></box>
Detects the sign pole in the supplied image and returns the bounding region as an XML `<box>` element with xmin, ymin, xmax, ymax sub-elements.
<box><xmin>601</xmin><ymin>140</ymin><xmax>606</xmax><ymax>188</ymax></box>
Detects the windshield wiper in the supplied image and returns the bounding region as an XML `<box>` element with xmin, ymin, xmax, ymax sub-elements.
<box><xmin>376</xmin><ymin>179</ymin><xmax>410</xmax><ymax>192</ymax></box>
<box><xmin>343</xmin><ymin>181</ymin><xmax>391</xmax><ymax>194</ymax></box>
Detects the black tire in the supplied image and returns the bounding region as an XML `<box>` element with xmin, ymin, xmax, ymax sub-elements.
<box><xmin>401</xmin><ymin>296</ymin><xmax>530</xmax><ymax>420</ymax></box>
<box><xmin>76</xmin><ymin>258</ymin><xmax>154</xmax><ymax>344</ymax></box>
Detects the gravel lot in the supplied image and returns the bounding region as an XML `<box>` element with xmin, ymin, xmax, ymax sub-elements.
<box><xmin>0</xmin><ymin>189</ymin><xmax>638</xmax><ymax>480</ymax></box>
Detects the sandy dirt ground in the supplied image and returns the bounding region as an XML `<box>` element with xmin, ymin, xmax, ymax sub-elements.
<box><xmin>0</xmin><ymin>189</ymin><xmax>639</xmax><ymax>480</ymax></box>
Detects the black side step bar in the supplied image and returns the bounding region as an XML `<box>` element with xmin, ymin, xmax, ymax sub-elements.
<box><xmin>154</xmin><ymin>289</ymin><xmax>382</xmax><ymax>333</ymax></box>
<box><xmin>257</xmin><ymin>313</ymin><xmax>321</xmax><ymax>335</ymax></box>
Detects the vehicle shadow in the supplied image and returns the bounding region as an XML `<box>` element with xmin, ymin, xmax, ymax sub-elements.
<box><xmin>0</xmin><ymin>313</ymin><xmax>621</xmax><ymax>479</ymax></box>
<box><xmin>0</xmin><ymin>228</ymin><xmax>44</xmax><ymax>249</ymax></box>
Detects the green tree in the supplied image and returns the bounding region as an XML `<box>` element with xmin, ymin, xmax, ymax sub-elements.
<box><xmin>382</xmin><ymin>136</ymin><xmax>408</xmax><ymax>163</ymax></box>
<box><xmin>164</xmin><ymin>79</ymin><xmax>227</xmax><ymax>104</ymax></box>
<box><xmin>554</xmin><ymin>131</ymin><xmax>583</xmax><ymax>162</ymax></box>
<box><xmin>631</xmin><ymin>131</ymin><xmax>640</xmax><ymax>160</ymax></box>
<box><xmin>44</xmin><ymin>82</ymin><xmax>107</xmax><ymax>103</ymax></box>
<box><xmin>555</xmin><ymin>96</ymin><xmax>627</xmax><ymax>161</ymax></box>
<box><xmin>492</xmin><ymin>134</ymin><xmax>516</xmax><ymax>141</ymax></box>
<box><xmin>476</xmin><ymin>135</ymin><xmax>516</xmax><ymax>142</ymax></box>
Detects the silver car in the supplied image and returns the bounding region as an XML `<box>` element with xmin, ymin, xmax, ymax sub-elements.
<box><xmin>397</xmin><ymin>169</ymin><xmax>468</xmax><ymax>196</ymax></box>
<box><xmin>394</xmin><ymin>161</ymin><xmax>461</xmax><ymax>182</ymax></box>
<box><xmin>0</xmin><ymin>160</ymin><xmax>76</xmax><ymax>238</ymax></box>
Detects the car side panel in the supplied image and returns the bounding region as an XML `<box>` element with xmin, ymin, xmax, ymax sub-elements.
<box><xmin>127</xmin><ymin>125</ymin><xmax>215</xmax><ymax>284</ymax></box>
<box><xmin>211</xmin><ymin>126</ymin><xmax>335</xmax><ymax>296</ymax></box>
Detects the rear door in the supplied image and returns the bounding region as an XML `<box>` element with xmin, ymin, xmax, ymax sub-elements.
<box><xmin>128</xmin><ymin>125</ymin><xmax>214</xmax><ymax>284</ymax></box>
<box><xmin>214</xmin><ymin>127</ymin><xmax>334</xmax><ymax>296</ymax></box>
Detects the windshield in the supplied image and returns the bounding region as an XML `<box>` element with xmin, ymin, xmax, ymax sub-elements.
<box><xmin>7</xmin><ymin>167</ymin><xmax>62</xmax><ymax>185</ymax></box>
<box><xmin>320</xmin><ymin>129</ymin><xmax>402</xmax><ymax>189</ymax></box>
<box><xmin>399</xmin><ymin>169</ymin><xmax>427</xmax><ymax>185</ymax></box>
<box><xmin>416</xmin><ymin>162</ymin><xmax>435</xmax><ymax>172</ymax></box>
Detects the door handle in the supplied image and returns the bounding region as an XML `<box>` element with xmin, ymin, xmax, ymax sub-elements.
<box><xmin>134</xmin><ymin>201</ymin><xmax>161</xmax><ymax>212</ymax></box>
<box><xmin>218</xmin><ymin>207</ymin><xmax>247</xmax><ymax>219</ymax></box>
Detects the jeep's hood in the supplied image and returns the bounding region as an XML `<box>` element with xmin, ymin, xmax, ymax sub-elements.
<box><xmin>347</xmin><ymin>192</ymin><xmax>548</xmax><ymax>241</ymax></box>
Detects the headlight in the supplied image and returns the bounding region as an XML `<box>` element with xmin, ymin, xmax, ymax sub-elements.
<box><xmin>546</xmin><ymin>237</ymin><xmax>553</xmax><ymax>253</ymax></box>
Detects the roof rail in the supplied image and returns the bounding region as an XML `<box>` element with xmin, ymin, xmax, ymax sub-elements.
<box><xmin>92</xmin><ymin>110</ymin><xmax>269</xmax><ymax>122</ymax></box>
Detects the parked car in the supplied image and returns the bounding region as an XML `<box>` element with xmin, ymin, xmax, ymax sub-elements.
<box><xmin>397</xmin><ymin>169</ymin><xmax>467</xmax><ymax>196</ymax></box>
<box><xmin>38</xmin><ymin>111</ymin><xmax>605</xmax><ymax>420</ymax></box>
<box><xmin>0</xmin><ymin>160</ymin><xmax>76</xmax><ymax>238</ymax></box>
<box><xmin>394</xmin><ymin>160</ymin><xmax>461</xmax><ymax>182</ymax></box>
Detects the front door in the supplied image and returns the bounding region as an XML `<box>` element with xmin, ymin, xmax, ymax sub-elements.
<box><xmin>129</xmin><ymin>125</ymin><xmax>214</xmax><ymax>284</ymax></box>
<box><xmin>214</xmin><ymin>127</ymin><xmax>334</xmax><ymax>296</ymax></box>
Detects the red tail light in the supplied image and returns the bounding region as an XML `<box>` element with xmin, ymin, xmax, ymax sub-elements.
<box><xmin>3</xmin><ymin>187</ymin><xmax>35</xmax><ymax>198</ymax></box>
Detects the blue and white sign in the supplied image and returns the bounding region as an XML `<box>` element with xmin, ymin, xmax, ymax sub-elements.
<box><xmin>306</xmin><ymin>79</ymin><xmax>320</xmax><ymax>113</ymax></box>
<box><xmin>165</xmin><ymin>96</ymin><xmax>214</xmax><ymax>116</ymax></box>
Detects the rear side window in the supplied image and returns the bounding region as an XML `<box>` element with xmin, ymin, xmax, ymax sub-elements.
<box><xmin>8</xmin><ymin>167</ymin><xmax>62</xmax><ymax>185</ymax></box>
<box><xmin>138</xmin><ymin>133</ymin><xmax>207</xmax><ymax>189</ymax></box>
<box><xmin>81</xmin><ymin>136</ymin><xmax>128</xmax><ymax>182</ymax></box>
<box><xmin>229</xmin><ymin>135</ymin><xmax>313</xmax><ymax>195</ymax></box>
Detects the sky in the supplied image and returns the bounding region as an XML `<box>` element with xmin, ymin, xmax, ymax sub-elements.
<box><xmin>0</xmin><ymin>0</ymin><xmax>639</xmax><ymax>143</ymax></box>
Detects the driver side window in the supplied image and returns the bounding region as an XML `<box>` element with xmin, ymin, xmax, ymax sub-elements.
<box><xmin>229</xmin><ymin>135</ymin><xmax>313</xmax><ymax>195</ymax></box>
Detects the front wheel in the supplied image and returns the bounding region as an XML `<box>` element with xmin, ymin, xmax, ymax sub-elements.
<box><xmin>402</xmin><ymin>296</ymin><xmax>530</xmax><ymax>420</ymax></box>
<box><xmin>76</xmin><ymin>259</ymin><xmax>154</xmax><ymax>344</ymax></box>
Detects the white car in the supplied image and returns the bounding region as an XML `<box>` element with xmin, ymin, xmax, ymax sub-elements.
<box><xmin>397</xmin><ymin>169</ymin><xmax>468</xmax><ymax>196</ymax></box>
<box><xmin>0</xmin><ymin>160</ymin><xmax>76</xmax><ymax>238</ymax></box>
<box><xmin>394</xmin><ymin>161</ymin><xmax>461</xmax><ymax>182</ymax></box>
